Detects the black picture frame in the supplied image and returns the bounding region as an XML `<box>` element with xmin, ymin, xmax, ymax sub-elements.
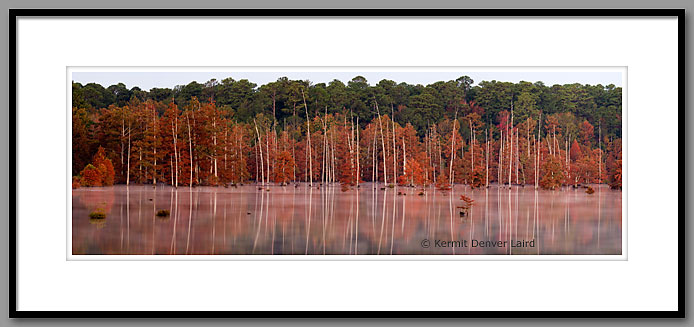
<box><xmin>10</xmin><ymin>8</ymin><xmax>685</xmax><ymax>319</ymax></box>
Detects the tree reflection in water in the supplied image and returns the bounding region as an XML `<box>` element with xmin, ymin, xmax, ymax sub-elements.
<box><xmin>72</xmin><ymin>183</ymin><xmax>622</xmax><ymax>255</ymax></box>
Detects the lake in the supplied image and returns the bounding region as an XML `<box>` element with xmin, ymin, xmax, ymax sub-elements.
<box><xmin>72</xmin><ymin>184</ymin><xmax>622</xmax><ymax>255</ymax></box>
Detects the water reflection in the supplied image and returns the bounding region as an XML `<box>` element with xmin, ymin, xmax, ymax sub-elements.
<box><xmin>72</xmin><ymin>184</ymin><xmax>622</xmax><ymax>255</ymax></box>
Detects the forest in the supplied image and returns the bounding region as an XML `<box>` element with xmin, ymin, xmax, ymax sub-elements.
<box><xmin>71</xmin><ymin>75</ymin><xmax>622</xmax><ymax>190</ymax></box>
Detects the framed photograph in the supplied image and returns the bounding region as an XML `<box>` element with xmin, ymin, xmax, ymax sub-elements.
<box><xmin>12</xmin><ymin>9</ymin><xmax>683</xmax><ymax>317</ymax></box>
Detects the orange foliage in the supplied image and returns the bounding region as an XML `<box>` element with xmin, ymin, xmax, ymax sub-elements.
<box><xmin>606</xmin><ymin>138</ymin><xmax>622</xmax><ymax>189</ymax></box>
<box><xmin>72</xmin><ymin>176</ymin><xmax>81</xmax><ymax>189</ymax></box>
<box><xmin>435</xmin><ymin>172</ymin><xmax>451</xmax><ymax>191</ymax></box>
<box><xmin>80</xmin><ymin>164</ymin><xmax>102</xmax><ymax>187</ymax></box>
<box><xmin>403</xmin><ymin>159</ymin><xmax>424</xmax><ymax>187</ymax></box>
<box><xmin>570</xmin><ymin>139</ymin><xmax>582</xmax><ymax>161</ymax></box>
<box><xmin>79</xmin><ymin>147</ymin><xmax>116</xmax><ymax>187</ymax></box>
<box><xmin>469</xmin><ymin>166</ymin><xmax>485</xmax><ymax>188</ymax></box>
<box><xmin>540</xmin><ymin>155</ymin><xmax>564</xmax><ymax>190</ymax></box>
<box><xmin>614</xmin><ymin>160</ymin><xmax>622</xmax><ymax>186</ymax></box>
<box><xmin>579</xmin><ymin>120</ymin><xmax>594</xmax><ymax>146</ymax></box>
<box><xmin>72</xmin><ymin>96</ymin><xmax>621</xmax><ymax>191</ymax></box>
<box><xmin>273</xmin><ymin>150</ymin><xmax>295</xmax><ymax>184</ymax></box>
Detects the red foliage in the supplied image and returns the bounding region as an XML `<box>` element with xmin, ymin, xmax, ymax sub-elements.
<box><xmin>435</xmin><ymin>172</ymin><xmax>451</xmax><ymax>191</ymax></box>
<box><xmin>273</xmin><ymin>149</ymin><xmax>295</xmax><ymax>184</ymax></box>
<box><xmin>540</xmin><ymin>155</ymin><xmax>564</xmax><ymax>190</ymax></box>
<box><xmin>72</xmin><ymin>176</ymin><xmax>81</xmax><ymax>189</ymax></box>
<box><xmin>570</xmin><ymin>139</ymin><xmax>582</xmax><ymax>161</ymax></box>
<box><xmin>80</xmin><ymin>164</ymin><xmax>102</xmax><ymax>187</ymax></box>
<box><xmin>469</xmin><ymin>166</ymin><xmax>485</xmax><ymax>188</ymax></box>
<box><xmin>97</xmin><ymin>160</ymin><xmax>115</xmax><ymax>186</ymax></box>
<box><xmin>611</xmin><ymin>159</ymin><xmax>622</xmax><ymax>189</ymax></box>
<box><xmin>72</xmin><ymin>96</ymin><xmax>621</xmax><ymax>191</ymax></box>
<box><xmin>78</xmin><ymin>147</ymin><xmax>116</xmax><ymax>187</ymax></box>
<box><xmin>606</xmin><ymin>138</ymin><xmax>622</xmax><ymax>189</ymax></box>
<box><xmin>579</xmin><ymin>120</ymin><xmax>594</xmax><ymax>146</ymax></box>
<box><xmin>92</xmin><ymin>146</ymin><xmax>115</xmax><ymax>186</ymax></box>
<box><xmin>403</xmin><ymin>159</ymin><xmax>425</xmax><ymax>187</ymax></box>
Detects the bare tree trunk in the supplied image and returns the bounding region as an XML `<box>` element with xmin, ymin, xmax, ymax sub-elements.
<box><xmin>375</xmin><ymin>102</ymin><xmax>387</xmax><ymax>186</ymax></box>
<box><xmin>486</xmin><ymin>129</ymin><xmax>489</xmax><ymax>188</ymax></box>
<box><xmin>212</xmin><ymin>109</ymin><xmax>218</xmax><ymax>180</ymax></box>
<box><xmin>331</xmin><ymin>123</ymin><xmax>336</xmax><ymax>183</ymax></box>
<box><xmin>516</xmin><ymin>129</ymin><xmax>519</xmax><ymax>185</ymax></box>
<box><xmin>121</xmin><ymin>115</ymin><xmax>125</xmax><ymax>181</ymax></box>
<box><xmin>449</xmin><ymin>111</ymin><xmax>458</xmax><ymax>185</ymax></box>
<box><xmin>301</xmin><ymin>89</ymin><xmax>313</xmax><ymax>187</ymax></box>
<box><xmin>153</xmin><ymin>104</ymin><xmax>157</xmax><ymax>185</ymax></box>
<box><xmin>238</xmin><ymin>132</ymin><xmax>244</xmax><ymax>183</ymax></box>
<box><xmin>536</xmin><ymin>111</ymin><xmax>542</xmax><ymax>190</ymax></box>
<box><xmin>509</xmin><ymin>105</ymin><xmax>513</xmax><ymax>187</ymax></box>
<box><xmin>534</xmin><ymin>135</ymin><xmax>538</xmax><ymax>189</ymax></box>
<box><xmin>469</xmin><ymin>119</ymin><xmax>474</xmax><ymax>176</ymax></box>
<box><xmin>402</xmin><ymin>134</ymin><xmax>406</xmax><ymax>183</ymax></box>
<box><xmin>186</xmin><ymin>112</ymin><xmax>193</xmax><ymax>187</ymax></box>
<box><xmin>324</xmin><ymin>129</ymin><xmax>328</xmax><ymax>184</ymax></box>
<box><xmin>547</xmin><ymin>136</ymin><xmax>552</xmax><ymax>157</ymax></box>
<box><xmin>373</xmin><ymin>134</ymin><xmax>377</xmax><ymax>184</ymax></box>
<box><xmin>126</xmin><ymin>119</ymin><xmax>131</xmax><ymax>185</ymax></box>
<box><xmin>425</xmin><ymin>126</ymin><xmax>429</xmax><ymax>185</ymax></box>
<box><xmin>392</xmin><ymin>104</ymin><xmax>397</xmax><ymax>185</ymax></box>
<box><xmin>499</xmin><ymin>129</ymin><xmax>503</xmax><ymax>185</ymax></box>
<box><xmin>172</xmin><ymin>115</ymin><xmax>178</xmax><ymax>187</ymax></box>
<box><xmin>347</xmin><ymin>115</ymin><xmax>354</xmax><ymax>184</ymax></box>
<box><xmin>437</xmin><ymin>126</ymin><xmax>442</xmax><ymax>183</ymax></box>
<box><xmin>253</xmin><ymin>119</ymin><xmax>264</xmax><ymax>186</ymax></box>
<box><xmin>552</xmin><ymin>126</ymin><xmax>558</xmax><ymax>156</ymax></box>
<box><xmin>255</xmin><ymin>141</ymin><xmax>260</xmax><ymax>184</ymax></box>
<box><xmin>566</xmin><ymin>136</ymin><xmax>572</xmax><ymax>183</ymax></box>
<box><xmin>266</xmin><ymin>131</ymin><xmax>271</xmax><ymax>184</ymax></box>
<box><xmin>356</xmin><ymin>117</ymin><xmax>360</xmax><ymax>186</ymax></box>
<box><xmin>191</xmin><ymin>104</ymin><xmax>199</xmax><ymax>185</ymax></box>
<box><xmin>598</xmin><ymin>122</ymin><xmax>602</xmax><ymax>183</ymax></box>
<box><xmin>527</xmin><ymin>121</ymin><xmax>530</xmax><ymax>158</ymax></box>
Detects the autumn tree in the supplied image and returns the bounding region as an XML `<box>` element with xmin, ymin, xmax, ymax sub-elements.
<box><xmin>92</xmin><ymin>146</ymin><xmax>115</xmax><ymax>186</ymax></box>
<box><xmin>540</xmin><ymin>155</ymin><xmax>564</xmax><ymax>190</ymax></box>
<box><xmin>77</xmin><ymin>147</ymin><xmax>115</xmax><ymax>187</ymax></box>
<box><xmin>570</xmin><ymin>139</ymin><xmax>582</xmax><ymax>161</ymax></box>
<box><xmin>71</xmin><ymin>78</ymin><xmax>621</xmax><ymax>190</ymax></box>
<box><xmin>606</xmin><ymin>138</ymin><xmax>622</xmax><ymax>189</ymax></box>
<box><xmin>273</xmin><ymin>149</ymin><xmax>294</xmax><ymax>184</ymax></box>
<box><xmin>579</xmin><ymin>120</ymin><xmax>595</xmax><ymax>147</ymax></box>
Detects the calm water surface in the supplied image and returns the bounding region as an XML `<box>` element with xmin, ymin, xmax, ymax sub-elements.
<box><xmin>72</xmin><ymin>184</ymin><xmax>622</xmax><ymax>255</ymax></box>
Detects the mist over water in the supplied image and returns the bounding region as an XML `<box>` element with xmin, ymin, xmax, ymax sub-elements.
<box><xmin>72</xmin><ymin>184</ymin><xmax>622</xmax><ymax>255</ymax></box>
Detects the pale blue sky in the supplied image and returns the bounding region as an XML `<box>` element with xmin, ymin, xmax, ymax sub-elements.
<box><xmin>72</xmin><ymin>71</ymin><xmax>623</xmax><ymax>91</ymax></box>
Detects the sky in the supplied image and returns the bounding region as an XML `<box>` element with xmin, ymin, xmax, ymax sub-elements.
<box><xmin>71</xmin><ymin>71</ymin><xmax>623</xmax><ymax>91</ymax></box>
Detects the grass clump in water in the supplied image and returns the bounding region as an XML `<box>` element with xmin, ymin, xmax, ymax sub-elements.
<box><xmin>585</xmin><ymin>187</ymin><xmax>595</xmax><ymax>194</ymax></box>
<box><xmin>156</xmin><ymin>209</ymin><xmax>170</xmax><ymax>217</ymax></box>
<box><xmin>89</xmin><ymin>209</ymin><xmax>106</xmax><ymax>219</ymax></box>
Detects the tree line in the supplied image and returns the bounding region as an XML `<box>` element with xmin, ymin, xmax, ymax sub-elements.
<box><xmin>72</xmin><ymin>76</ymin><xmax>622</xmax><ymax>190</ymax></box>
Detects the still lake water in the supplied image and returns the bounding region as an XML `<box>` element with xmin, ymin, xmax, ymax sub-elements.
<box><xmin>72</xmin><ymin>184</ymin><xmax>622</xmax><ymax>255</ymax></box>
